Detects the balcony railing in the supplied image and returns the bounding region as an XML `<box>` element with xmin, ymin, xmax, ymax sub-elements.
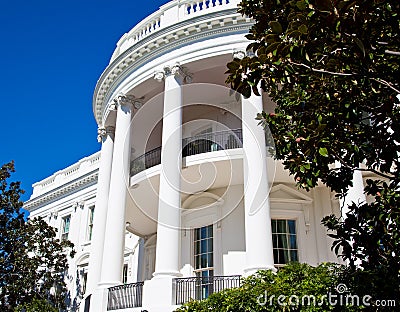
<box><xmin>131</xmin><ymin>146</ymin><xmax>162</xmax><ymax>176</ymax></box>
<box><xmin>83</xmin><ymin>294</ymin><xmax>91</xmax><ymax>312</ymax></box>
<box><xmin>130</xmin><ymin>128</ymin><xmax>243</xmax><ymax>176</ymax></box>
<box><xmin>111</xmin><ymin>0</ymin><xmax>241</xmax><ymax>60</ymax></box>
<box><xmin>107</xmin><ymin>282</ymin><xmax>144</xmax><ymax>310</ymax></box>
<box><xmin>175</xmin><ymin>275</ymin><xmax>241</xmax><ymax>305</ymax></box>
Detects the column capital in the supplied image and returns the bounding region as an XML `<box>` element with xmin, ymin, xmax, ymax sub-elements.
<box><xmin>114</xmin><ymin>94</ymin><xmax>134</xmax><ymax>107</ymax></box>
<box><xmin>154</xmin><ymin>64</ymin><xmax>192</xmax><ymax>83</ymax></box>
<box><xmin>97</xmin><ymin>126</ymin><xmax>115</xmax><ymax>143</ymax></box>
<box><xmin>232</xmin><ymin>49</ymin><xmax>246</xmax><ymax>60</ymax></box>
<box><xmin>112</xmin><ymin>93</ymin><xmax>144</xmax><ymax>109</ymax></box>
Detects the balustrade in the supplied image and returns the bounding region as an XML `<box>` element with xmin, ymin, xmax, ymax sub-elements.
<box><xmin>130</xmin><ymin>128</ymin><xmax>243</xmax><ymax>176</ymax></box>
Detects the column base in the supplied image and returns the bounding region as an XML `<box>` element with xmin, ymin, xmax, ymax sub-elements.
<box><xmin>243</xmin><ymin>265</ymin><xmax>277</xmax><ymax>277</ymax></box>
<box><xmin>97</xmin><ymin>280</ymin><xmax>121</xmax><ymax>288</ymax></box>
<box><xmin>142</xmin><ymin>276</ymin><xmax>180</xmax><ymax>311</ymax></box>
<box><xmin>153</xmin><ymin>271</ymin><xmax>182</xmax><ymax>278</ymax></box>
<box><xmin>87</xmin><ymin>286</ymin><xmax>109</xmax><ymax>312</ymax></box>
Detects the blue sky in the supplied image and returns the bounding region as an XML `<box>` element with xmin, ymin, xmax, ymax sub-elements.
<box><xmin>0</xmin><ymin>0</ymin><xmax>169</xmax><ymax>201</ymax></box>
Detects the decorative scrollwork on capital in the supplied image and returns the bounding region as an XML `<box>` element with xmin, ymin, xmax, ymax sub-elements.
<box><xmin>154</xmin><ymin>63</ymin><xmax>193</xmax><ymax>84</ymax></box>
<box><xmin>108</xmin><ymin>100</ymin><xmax>118</xmax><ymax>112</ymax></box>
<box><xmin>97</xmin><ymin>125</ymin><xmax>115</xmax><ymax>143</ymax></box>
<box><xmin>97</xmin><ymin>126</ymin><xmax>106</xmax><ymax>143</ymax></box>
<box><xmin>170</xmin><ymin>64</ymin><xmax>183</xmax><ymax>76</ymax></box>
<box><xmin>232</xmin><ymin>49</ymin><xmax>246</xmax><ymax>60</ymax></box>
<box><xmin>154</xmin><ymin>71</ymin><xmax>165</xmax><ymax>82</ymax></box>
<box><xmin>113</xmin><ymin>93</ymin><xmax>143</xmax><ymax>109</ymax></box>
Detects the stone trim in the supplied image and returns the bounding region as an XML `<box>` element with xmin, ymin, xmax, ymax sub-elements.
<box><xmin>93</xmin><ymin>9</ymin><xmax>253</xmax><ymax>124</ymax></box>
<box><xmin>24</xmin><ymin>170</ymin><xmax>99</xmax><ymax>211</ymax></box>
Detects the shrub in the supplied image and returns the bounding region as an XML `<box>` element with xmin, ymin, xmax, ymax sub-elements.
<box><xmin>14</xmin><ymin>297</ymin><xmax>58</xmax><ymax>312</ymax></box>
<box><xmin>176</xmin><ymin>262</ymin><xmax>363</xmax><ymax>311</ymax></box>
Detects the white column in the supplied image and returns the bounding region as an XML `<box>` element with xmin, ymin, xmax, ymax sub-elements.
<box><xmin>99</xmin><ymin>96</ymin><xmax>133</xmax><ymax>286</ymax></box>
<box><xmin>153</xmin><ymin>65</ymin><xmax>184</xmax><ymax>278</ymax></box>
<box><xmin>242</xmin><ymin>90</ymin><xmax>275</xmax><ymax>275</ymax></box>
<box><xmin>340</xmin><ymin>168</ymin><xmax>366</xmax><ymax>217</ymax></box>
<box><xmin>86</xmin><ymin>126</ymin><xmax>115</xmax><ymax>294</ymax></box>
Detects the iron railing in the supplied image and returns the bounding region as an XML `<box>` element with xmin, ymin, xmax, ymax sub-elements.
<box><xmin>130</xmin><ymin>146</ymin><xmax>162</xmax><ymax>176</ymax></box>
<box><xmin>130</xmin><ymin>128</ymin><xmax>243</xmax><ymax>176</ymax></box>
<box><xmin>182</xmin><ymin>128</ymin><xmax>242</xmax><ymax>157</ymax></box>
<box><xmin>175</xmin><ymin>275</ymin><xmax>241</xmax><ymax>305</ymax></box>
<box><xmin>83</xmin><ymin>294</ymin><xmax>91</xmax><ymax>312</ymax></box>
<box><xmin>107</xmin><ymin>282</ymin><xmax>144</xmax><ymax>310</ymax></box>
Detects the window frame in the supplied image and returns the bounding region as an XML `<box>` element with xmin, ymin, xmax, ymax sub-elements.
<box><xmin>87</xmin><ymin>206</ymin><xmax>95</xmax><ymax>241</ymax></box>
<box><xmin>122</xmin><ymin>263</ymin><xmax>129</xmax><ymax>284</ymax></box>
<box><xmin>181</xmin><ymin>196</ymin><xmax>223</xmax><ymax>276</ymax></box>
<box><xmin>270</xmin><ymin>208</ymin><xmax>304</xmax><ymax>266</ymax></box>
<box><xmin>193</xmin><ymin>224</ymin><xmax>214</xmax><ymax>275</ymax></box>
<box><xmin>271</xmin><ymin>219</ymin><xmax>299</xmax><ymax>265</ymax></box>
<box><xmin>61</xmin><ymin>214</ymin><xmax>71</xmax><ymax>241</ymax></box>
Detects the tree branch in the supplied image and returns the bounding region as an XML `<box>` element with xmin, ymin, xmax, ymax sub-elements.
<box><xmin>332</xmin><ymin>152</ymin><xmax>394</xmax><ymax>180</ymax></box>
<box><xmin>288</xmin><ymin>61</ymin><xmax>354</xmax><ymax>76</ymax></box>
<box><xmin>371</xmin><ymin>78</ymin><xmax>400</xmax><ymax>94</ymax></box>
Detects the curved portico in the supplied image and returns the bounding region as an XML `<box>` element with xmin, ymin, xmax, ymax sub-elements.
<box><xmin>84</xmin><ymin>1</ymin><xmax>342</xmax><ymax>311</ymax></box>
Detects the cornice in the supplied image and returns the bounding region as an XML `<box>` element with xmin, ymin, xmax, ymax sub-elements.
<box><xmin>24</xmin><ymin>169</ymin><xmax>99</xmax><ymax>212</ymax></box>
<box><xmin>93</xmin><ymin>9</ymin><xmax>253</xmax><ymax>125</ymax></box>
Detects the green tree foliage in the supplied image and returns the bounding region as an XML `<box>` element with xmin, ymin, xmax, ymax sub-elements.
<box><xmin>14</xmin><ymin>297</ymin><xmax>57</xmax><ymax>312</ymax></box>
<box><xmin>0</xmin><ymin>162</ymin><xmax>75</xmax><ymax>311</ymax></box>
<box><xmin>176</xmin><ymin>262</ymin><xmax>362</xmax><ymax>311</ymax></box>
<box><xmin>226</xmin><ymin>0</ymin><xmax>399</xmax><ymax>302</ymax></box>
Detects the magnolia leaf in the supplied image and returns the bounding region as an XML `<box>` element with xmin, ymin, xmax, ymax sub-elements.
<box><xmin>319</xmin><ymin>147</ymin><xmax>329</xmax><ymax>157</ymax></box>
<box><xmin>269</xmin><ymin>21</ymin><xmax>283</xmax><ymax>34</ymax></box>
<box><xmin>296</xmin><ymin>1</ymin><xmax>307</xmax><ymax>11</ymax></box>
<box><xmin>299</xmin><ymin>24</ymin><xmax>308</xmax><ymax>34</ymax></box>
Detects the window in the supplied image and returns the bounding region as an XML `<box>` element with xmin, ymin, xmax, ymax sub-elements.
<box><xmin>61</xmin><ymin>215</ymin><xmax>71</xmax><ymax>241</ymax></box>
<box><xmin>193</xmin><ymin>225</ymin><xmax>214</xmax><ymax>300</ymax></box>
<box><xmin>87</xmin><ymin>206</ymin><xmax>95</xmax><ymax>240</ymax></box>
<box><xmin>122</xmin><ymin>263</ymin><xmax>128</xmax><ymax>284</ymax></box>
<box><xmin>82</xmin><ymin>271</ymin><xmax>88</xmax><ymax>295</ymax></box>
<box><xmin>272</xmin><ymin>219</ymin><xmax>298</xmax><ymax>265</ymax></box>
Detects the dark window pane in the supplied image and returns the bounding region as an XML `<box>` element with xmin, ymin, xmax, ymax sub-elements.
<box><xmin>201</xmin><ymin>239</ymin><xmax>207</xmax><ymax>253</ymax></box>
<box><xmin>283</xmin><ymin>249</ymin><xmax>290</xmax><ymax>263</ymax></box>
<box><xmin>272</xmin><ymin>219</ymin><xmax>298</xmax><ymax>265</ymax></box>
<box><xmin>288</xmin><ymin>220</ymin><xmax>296</xmax><ymax>234</ymax></box>
<box><xmin>201</xmin><ymin>227</ymin><xmax>207</xmax><ymax>239</ymax></box>
<box><xmin>207</xmin><ymin>225</ymin><xmax>213</xmax><ymax>238</ymax></box>
<box><xmin>290</xmin><ymin>235</ymin><xmax>297</xmax><ymax>249</ymax></box>
<box><xmin>278</xmin><ymin>249</ymin><xmax>285</xmax><ymax>264</ymax></box>
<box><xmin>273</xmin><ymin>249</ymin><xmax>278</xmax><ymax>263</ymax></box>
<box><xmin>208</xmin><ymin>253</ymin><xmax>213</xmax><ymax>267</ymax></box>
<box><xmin>272</xmin><ymin>219</ymin><xmax>277</xmax><ymax>232</ymax></box>
<box><xmin>201</xmin><ymin>254</ymin><xmax>207</xmax><ymax>268</ymax></box>
<box><xmin>276</xmin><ymin>220</ymin><xmax>287</xmax><ymax>233</ymax></box>
<box><xmin>291</xmin><ymin>250</ymin><xmax>298</xmax><ymax>262</ymax></box>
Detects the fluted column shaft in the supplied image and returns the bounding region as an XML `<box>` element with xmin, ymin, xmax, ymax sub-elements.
<box><xmin>99</xmin><ymin>97</ymin><xmax>133</xmax><ymax>286</ymax></box>
<box><xmin>241</xmin><ymin>91</ymin><xmax>275</xmax><ymax>275</ymax></box>
<box><xmin>153</xmin><ymin>65</ymin><xmax>184</xmax><ymax>278</ymax></box>
<box><xmin>86</xmin><ymin>126</ymin><xmax>115</xmax><ymax>294</ymax></box>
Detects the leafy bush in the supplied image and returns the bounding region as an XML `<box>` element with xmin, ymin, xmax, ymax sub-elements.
<box><xmin>176</xmin><ymin>262</ymin><xmax>363</xmax><ymax>311</ymax></box>
<box><xmin>14</xmin><ymin>297</ymin><xmax>57</xmax><ymax>312</ymax></box>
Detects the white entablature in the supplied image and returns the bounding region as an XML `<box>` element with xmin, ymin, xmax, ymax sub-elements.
<box><xmin>25</xmin><ymin>152</ymin><xmax>100</xmax><ymax>211</ymax></box>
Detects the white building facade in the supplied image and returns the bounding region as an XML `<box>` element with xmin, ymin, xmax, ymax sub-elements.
<box><xmin>26</xmin><ymin>1</ymin><xmax>367</xmax><ymax>311</ymax></box>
